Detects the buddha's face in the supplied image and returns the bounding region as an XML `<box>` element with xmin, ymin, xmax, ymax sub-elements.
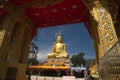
<box><xmin>57</xmin><ymin>37</ymin><xmax>62</xmax><ymax>43</ymax></box>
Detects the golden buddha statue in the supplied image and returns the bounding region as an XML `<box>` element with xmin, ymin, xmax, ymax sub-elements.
<box><xmin>48</xmin><ymin>33</ymin><xmax>68</xmax><ymax>58</ymax></box>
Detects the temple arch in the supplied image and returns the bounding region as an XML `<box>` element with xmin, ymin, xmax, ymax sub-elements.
<box><xmin>0</xmin><ymin>0</ymin><xmax>120</xmax><ymax>80</ymax></box>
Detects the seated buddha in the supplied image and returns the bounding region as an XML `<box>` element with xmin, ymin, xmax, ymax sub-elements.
<box><xmin>48</xmin><ymin>33</ymin><xmax>68</xmax><ymax>58</ymax></box>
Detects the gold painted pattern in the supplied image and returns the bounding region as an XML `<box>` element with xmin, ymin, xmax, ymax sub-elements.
<box><xmin>0</xmin><ymin>30</ymin><xmax>6</xmax><ymax>47</ymax></box>
<box><xmin>96</xmin><ymin>5</ymin><xmax>117</xmax><ymax>52</ymax></box>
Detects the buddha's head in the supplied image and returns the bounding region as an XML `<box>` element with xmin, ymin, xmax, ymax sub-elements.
<box><xmin>57</xmin><ymin>33</ymin><xmax>63</xmax><ymax>43</ymax></box>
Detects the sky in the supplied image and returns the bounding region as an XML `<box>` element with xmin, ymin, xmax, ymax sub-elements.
<box><xmin>32</xmin><ymin>22</ymin><xmax>96</xmax><ymax>62</ymax></box>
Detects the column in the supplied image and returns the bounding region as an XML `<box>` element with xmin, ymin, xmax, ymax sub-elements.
<box><xmin>95</xmin><ymin>3</ymin><xmax>118</xmax><ymax>53</ymax></box>
<box><xmin>0</xmin><ymin>15</ymin><xmax>17</xmax><ymax>60</ymax></box>
<box><xmin>15</xmin><ymin>25</ymin><xmax>32</xmax><ymax>80</ymax></box>
<box><xmin>90</xmin><ymin>1</ymin><xmax>118</xmax><ymax>80</ymax></box>
<box><xmin>87</xmin><ymin>0</ymin><xmax>118</xmax><ymax>58</ymax></box>
<box><xmin>0</xmin><ymin>15</ymin><xmax>17</xmax><ymax>79</ymax></box>
<box><xmin>18</xmin><ymin>27</ymin><xmax>33</xmax><ymax>64</ymax></box>
<box><xmin>6</xmin><ymin>21</ymin><xmax>26</xmax><ymax>62</ymax></box>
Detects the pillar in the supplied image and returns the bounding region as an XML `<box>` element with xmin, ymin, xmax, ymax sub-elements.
<box><xmin>83</xmin><ymin>0</ymin><xmax>118</xmax><ymax>60</ymax></box>
<box><xmin>96</xmin><ymin>3</ymin><xmax>118</xmax><ymax>60</ymax></box>
<box><xmin>82</xmin><ymin>1</ymin><xmax>119</xmax><ymax>79</ymax></box>
<box><xmin>0</xmin><ymin>15</ymin><xmax>17</xmax><ymax>79</ymax></box>
<box><xmin>6</xmin><ymin>22</ymin><xmax>26</xmax><ymax>62</ymax></box>
<box><xmin>6</xmin><ymin>22</ymin><xmax>31</xmax><ymax>80</ymax></box>
<box><xmin>0</xmin><ymin>16</ymin><xmax>33</xmax><ymax>79</ymax></box>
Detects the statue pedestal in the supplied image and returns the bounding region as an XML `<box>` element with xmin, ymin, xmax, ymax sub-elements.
<box><xmin>44</xmin><ymin>58</ymin><xmax>70</xmax><ymax>67</ymax></box>
<box><xmin>28</xmin><ymin>56</ymin><xmax>71</xmax><ymax>77</ymax></box>
<box><xmin>28</xmin><ymin>57</ymin><xmax>71</xmax><ymax>77</ymax></box>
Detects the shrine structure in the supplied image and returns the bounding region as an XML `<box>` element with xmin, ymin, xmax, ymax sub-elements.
<box><xmin>0</xmin><ymin>0</ymin><xmax>120</xmax><ymax>80</ymax></box>
<box><xmin>29</xmin><ymin>33</ymin><xmax>70</xmax><ymax>76</ymax></box>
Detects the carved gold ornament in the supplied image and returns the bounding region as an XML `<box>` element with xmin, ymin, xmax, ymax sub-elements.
<box><xmin>96</xmin><ymin>5</ymin><xmax>117</xmax><ymax>51</ymax></box>
<box><xmin>0</xmin><ymin>30</ymin><xmax>6</xmax><ymax>46</ymax></box>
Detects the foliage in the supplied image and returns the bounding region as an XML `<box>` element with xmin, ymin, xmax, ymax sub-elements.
<box><xmin>28</xmin><ymin>58</ymin><xmax>39</xmax><ymax>65</ymax></box>
<box><xmin>29</xmin><ymin>42</ymin><xmax>39</xmax><ymax>59</ymax></box>
<box><xmin>71</xmin><ymin>52</ymin><xmax>86</xmax><ymax>66</ymax></box>
<box><xmin>28</xmin><ymin>42</ymin><xmax>39</xmax><ymax>65</ymax></box>
<box><xmin>70</xmin><ymin>52</ymin><xmax>96</xmax><ymax>67</ymax></box>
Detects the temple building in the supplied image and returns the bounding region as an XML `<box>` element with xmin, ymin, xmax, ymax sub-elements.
<box><xmin>0</xmin><ymin>0</ymin><xmax>120</xmax><ymax>80</ymax></box>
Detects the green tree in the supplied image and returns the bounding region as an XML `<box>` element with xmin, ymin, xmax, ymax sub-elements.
<box><xmin>71</xmin><ymin>52</ymin><xmax>86</xmax><ymax>66</ymax></box>
<box><xmin>29</xmin><ymin>42</ymin><xmax>39</xmax><ymax>59</ymax></box>
<box><xmin>28</xmin><ymin>58</ymin><xmax>39</xmax><ymax>65</ymax></box>
<box><xmin>28</xmin><ymin>42</ymin><xmax>39</xmax><ymax>65</ymax></box>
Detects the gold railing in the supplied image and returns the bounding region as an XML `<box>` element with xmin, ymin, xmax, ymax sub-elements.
<box><xmin>100</xmin><ymin>39</ymin><xmax>120</xmax><ymax>80</ymax></box>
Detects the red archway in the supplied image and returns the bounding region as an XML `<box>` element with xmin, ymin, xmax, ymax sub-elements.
<box><xmin>0</xmin><ymin>0</ymin><xmax>91</xmax><ymax>37</ymax></box>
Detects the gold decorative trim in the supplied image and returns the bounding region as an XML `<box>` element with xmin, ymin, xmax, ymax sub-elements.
<box><xmin>0</xmin><ymin>30</ymin><xmax>6</xmax><ymax>47</ymax></box>
<box><xmin>96</xmin><ymin>5</ymin><xmax>118</xmax><ymax>53</ymax></box>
